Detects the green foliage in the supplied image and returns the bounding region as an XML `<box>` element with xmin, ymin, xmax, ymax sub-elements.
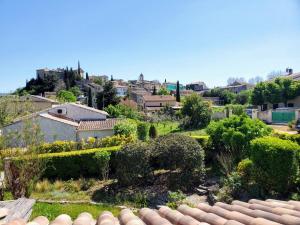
<box><xmin>225</xmin><ymin>104</ymin><xmax>245</xmax><ymax>116</ymax></box>
<box><xmin>176</xmin><ymin>81</ymin><xmax>181</xmax><ymax>102</ymax></box>
<box><xmin>96</xmin><ymin>81</ymin><xmax>120</xmax><ymax>110</ymax></box>
<box><xmin>69</xmin><ymin>86</ymin><xmax>82</xmax><ymax>97</ymax></box>
<box><xmin>206</xmin><ymin>115</ymin><xmax>272</xmax><ymax>164</ymax></box>
<box><xmin>115</xmin><ymin>142</ymin><xmax>152</xmax><ymax>186</ymax></box>
<box><xmin>250</xmin><ymin>137</ymin><xmax>299</xmax><ymax>194</ymax></box>
<box><xmin>31</xmin><ymin>202</ymin><xmax>120</xmax><ymax>221</ymax></box>
<box><xmin>113</xmin><ymin>120</ymin><xmax>137</xmax><ymax>137</ymax></box>
<box><xmin>104</xmin><ymin>104</ymin><xmax>142</xmax><ymax>120</ymax></box>
<box><xmin>251</xmin><ymin>77</ymin><xmax>300</xmax><ymax>106</ymax></box>
<box><xmin>158</xmin><ymin>87</ymin><xmax>170</xmax><ymax>95</ymax></box>
<box><xmin>94</xmin><ymin>151</ymin><xmax>111</xmax><ymax>180</ymax></box>
<box><xmin>88</xmin><ymin>88</ymin><xmax>93</xmax><ymax>107</ymax></box>
<box><xmin>17</xmin><ymin>75</ymin><xmax>58</xmax><ymax>95</ymax></box>
<box><xmin>203</xmin><ymin>88</ymin><xmax>235</xmax><ymax>105</ymax></box>
<box><xmin>137</xmin><ymin>122</ymin><xmax>149</xmax><ymax>141</ymax></box>
<box><xmin>57</xmin><ymin>90</ymin><xmax>76</xmax><ymax>102</ymax></box>
<box><xmin>273</xmin><ymin>132</ymin><xmax>300</xmax><ymax>146</ymax></box>
<box><xmin>36</xmin><ymin>141</ymin><xmax>78</xmax><ymax>153</ymax></box>
<box><xmin>237</xmin><ymin>158</ymin><xmax>254</xmax><ymax>184</ymax></box>
<box><xmin>191</xmin><ymin>135</ymin><xmax>209</xmax><ymax>148</ymax></box>
<box><xmin>151</xmin><ymin>134</ymin><xmax>205</xmax><ymax>173</ymax></box>
<box><xmin>149</xmin><ymin>124</ymin><xmax>158</xmax><ymax>139</ymax></box>
<box><xmin>166</xmin><ymin>190</ymin><xmax>186</xmax><ymax>209</ymax></box>
<box><xmin>217</xmin><ymin>172</ymin><xmax>243</xmax><ymax>203</ymax></box>
<box><xmin>40</xmin><ymin>146</ymin><xmax>121</xmax><ymax>179</ymax></box>
<box><xmin>181</xmin><ymin>93</ymin><xmax>212</xmax><ymax>129</ymax></box>
<box><xmin>98</xmin><ymin>134</ymin><xmax>136</xmax><ymax>147</ymax></box>
<box><xmin>234</xmin><ymin>90</ymin><xmax>251</xmax><ymax>105</ymax></box>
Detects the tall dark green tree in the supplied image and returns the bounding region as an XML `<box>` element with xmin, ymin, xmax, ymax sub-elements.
<box><xmin>176</xmin><ymin>80</ymin><xmax>180</xmax><ymax>102</ymax></box>
<box><xmin>152</xmin><ymin>86</ymin><xmax>157</xmax><ymax>95</ymax></box>
<box><xmin>88</xmin><ymin>88</ymin><xmax>93</xmax><ymax>107</ymax></box>
<box><xmin>111</xmin><ymin>75</ymin><xmax>114</xmax><ymax>81</ymax></box>
<box><xmin>96</xmin><ymin>81</ymin><xmax>120</xmax><ymax>110</ymax></box>
<box><xmin>86</xmin><ymin>72</ymin><xmax>89</xmax><ymax>80</ymax></box>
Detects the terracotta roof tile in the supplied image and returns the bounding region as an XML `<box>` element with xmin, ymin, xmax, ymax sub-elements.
<box><xmin>5</xmin><ymin>199</ymin><xmax>300</xmax><ymax>225</ymax></box>
<box><xmin>78</xmin><ymin>119</ymin><xmax>118</xmax><ymax>131</ymax></box>
<box><xmin>142</xmin><ymin>95</ymin><xmax>175</xmax><ymax>102</ymax></box>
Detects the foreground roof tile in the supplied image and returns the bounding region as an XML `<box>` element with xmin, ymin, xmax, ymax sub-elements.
<box><xmin>4</xmin><ymin>199</ymin><xmax>300</xmax><ymax>225</ymax></box>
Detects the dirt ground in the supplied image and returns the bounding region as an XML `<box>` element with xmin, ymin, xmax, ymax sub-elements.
<box><xmin>269</xmin><ymin>125</ymin><xmax>298</xmax><ymax>134</ymax></box>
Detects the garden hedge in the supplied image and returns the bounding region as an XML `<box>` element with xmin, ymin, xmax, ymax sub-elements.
<box><xmin>250</xmin><ymin>136</ymin><xmax>300</xmax><ymax>194</ymax></box>
<box><xmin>38</xmin><ymin>146</ymin><xmax>121</xmax><ymax>179</ymax></box>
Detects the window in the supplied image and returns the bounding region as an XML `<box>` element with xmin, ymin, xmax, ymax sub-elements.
<box><xmin>160</xmin><ymin>103</ymin><xmax>162</xmax><ymax>107</ymax></box>
<box><xmin>273</xmin><ymin>104</ymin><xmax>278</xmax><ymax>110</ymax></box>
<box><xmin>57</xmin><ymin>109</ymin><xmax>63</xmax><ymax>114</ymax></box>
<box><xmin>262</xmin><ymin>104</ymin><xmax>268</xmax><ymax>111</ymax></box>
<box><xmin>288</xmin><ymin>103</ymin><xmax>294</xmax><ymax>108</ymax></box>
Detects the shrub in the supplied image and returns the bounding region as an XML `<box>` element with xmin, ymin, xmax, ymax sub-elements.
<box><xmin>94</xmin><ymin>151</ymin><xmax>111</xmax><ymax>180</ymax></box>
<box><xmin>36</xmin><ymin>141</ymin><xmax>78</xmax><ymax>153</ymax></box>
<box><xmin>225</xmin><ymin>104</ymin><xmax>245</xmax><ymax>116</ymax></box>
<box><xmin>98</xmin><ymin>135</ymin><xmax>136</xmax><ymax>147</ymax></box>
<box><xmin>151</xmin><ymin>134</ymin><xmax>205</xmax><ymax>173</ymax></box>
<box><xmin>250</xmin><ymin>137</ymin><xmax>299</xmax><ymax>194</ymax></box>
<box><xmin>114</xmin><ymin>120</ymin><xmax>137</xmax><ymax>137</ymax></box>
<box><xmin>34</xmin><ymin>179</ymin><xmax>52</xmax><ymax>193</ymax></box>
<box><xmin>273</xmin><ymin>132</ymin><xmax>300</xmax><ymax>146</ymax></box>
<box><xmin>57</xmin><ymin>90</ymin><xmax>76</xmax><ymax>102</ymax></box>
<box><xmin>149</xmin><ymin>124</ymin><xmax>158</xmax><ymax>139</ymax></box>
<box><xmin>217</xmin><ymin>172</ymin><xmax>243</xmax><ymax>203</ymax></box>
<box><xmin>115</xmin><ymin>142</ymin><xmax>152</xmax><ymax>186</ymax></box>
<box><xmin>207</xmin><ymin>115</ymin><xmax>272</xmax><ymax>164</ymax></box>
<box><xmin>191</xmin><ymin>135</ymin><xmax>209</xmax><ymax>148</ymax></box>
<box><xmin>181</xmin><ymin>93</ymin><xmax>212</xmax><ymax>129</ymax></box>
<box><xmin>40</xmin><ymin>146</ymin><xmax>121</xmax><ymax>179</ymax></box>
<box><xmin>104</xmin><ymin>104</ymin><xmax>142</xmax><ymax>120</ymax></box>
<box><xmin>137</xmin><ymin>122</ymin><xmax>149</xmax><ymax>141</ymax></box>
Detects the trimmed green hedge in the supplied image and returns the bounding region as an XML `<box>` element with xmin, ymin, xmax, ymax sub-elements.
<box><xmin>250</xmin><ymin>137</ymin><xmax>299</xmax><ymax>194</ymax></box>
<box><xmin>39</xmin><ymin>146</ymin><xmax>121</xmax><ymax>180</ymax></box>
<box><xmin>190</xmin><ymin>135</ymin><xmax>209</xmax><ymax>147</ymax></box>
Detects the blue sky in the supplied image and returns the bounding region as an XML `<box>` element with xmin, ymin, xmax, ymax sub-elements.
<box><xmin>0</xmin><ymin>0</ymin><xmax>300</xmax><ymax>92</ymax></box>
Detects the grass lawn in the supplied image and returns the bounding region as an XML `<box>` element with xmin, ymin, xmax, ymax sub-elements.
<box><xmin>154</xmin><ymin>121</ymin><xmax>207</xmax><ymax>136</ymax></box>
<box><xmin>31</xmin><ymin>202</ymin><xmax>121</xmax><ymax>221</ymax></box>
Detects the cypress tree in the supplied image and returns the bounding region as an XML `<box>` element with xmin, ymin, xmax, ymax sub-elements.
<box><xmin>111</xmin><ymin>75</ymin><xmax>114</xmax><ymax>81</ymax></box>
<box><xmin>176</xmin><ymin>80</ymin><xmax>181</xmax><ymax>102</ymax></box>
<box><xmin>149</xmin><ymin>124</ymin><xmax>158</xmax><ymax>139</ymax></box>
<box><xmin>88</xmin><ymin>87</ymin><xmax>93</xmax><ymax>107</ymax></box>
<box><xmin>152</xmin><ymin>86</ymin><xmax>157</xmax><ymax>95</ymax></box>
<box><xmin>86</xmin><ymin>72</ymin><xmax>89</xmax><ymax>80</ymax></box>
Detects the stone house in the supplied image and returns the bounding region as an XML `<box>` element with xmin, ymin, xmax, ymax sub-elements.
<box><xmin>138</xmin><ymin>95</ymin><xmax>176</xmax><ymax>112</ymax></box>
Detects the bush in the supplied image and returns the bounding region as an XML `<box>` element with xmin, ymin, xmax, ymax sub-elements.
<box><xmin>115</xmin><ymin>142</ymin><xmax>152</xmax><ymax>186</ymax></box>
<box><xmin>207</xmin><ymin>115</ymin><xmax>272</xmax><ymax>164</ymax></box>
<box><xmin>98</xmin><ymin>135</ymin><xmax>136</xmax><ymax>147</ymax></box>
<box><xmin>40</xmin><ymin>146</ymin><xmax>121</xmax><ymax>179</ymax></box>
<box><xmin>137</xmin><ymin>122</ymin><xmax>149</xmax><ymax>141</ymax></box>
<box><xmin>104</xmin><ymin>104</ymin><xmax>142</xmax><ymax>120</ymax></box>
<box><xmin>250</xmin><ymin>137</ymin><xmax>299</xmax><ymax>194</ymax></box>
<box><xmin>114</xmin><ymin>120</ymin><xmax>137</xmax><ymax>137</ymax></box>
<box><xmin>181</xmin><ymin>93</ymin><xmax>212</xmax><ymax>129</ymax></box>
<box><xmin>151</xmin><ymin>134</ymin><xmax>205</xmax><ymax>173</ymax></box>
<box><xmin>217</xmin><ymin>172</ymin><xmax>243</xmax><ymax>203</ymax></box>
<box><xmin>191</xmin><ymin>135</ymin><xmax>209</xmax><ymax>148</ymax></box>
<box><xmin>225</xmin><ymin>104</ymin><xmax>245</xmax><ymax>116</ymax></box>
<box><xmin>237</xmin><ymin>158</ymin><xmax>254</xmax><ymax>185</ymax></box>
<box><xmin>149</xmin><ymin>124</ymin><xmax>158</xmax><ymax>139</ymax></box>
<box><xmin>273</xmin><ymin>132</ymin><xmax>300</xmax><ymax>146</ymax></box>
<box><xmin>94</xmin><ymin>151</ymin><xmax>111</xmax><ymax>180</ymax></box>
<box><xmin>36</xmin><ymin>141</ymin><xmax>78</xmax><ymax>153</ymax></box>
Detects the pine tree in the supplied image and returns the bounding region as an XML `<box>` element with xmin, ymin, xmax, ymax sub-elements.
<box><xmin>152</xmin><ymin>86</ymin><xmax>157</xmax><ymax>95</ymax></box>
<box><xmin>88</xmin><ymin>88</ymin><xmax>93</xmax><ymax>107</ymax></box>
<box><xmin>86</xmin><ymin>72</ymin><xmax>89</xmax><ymax>80</ymax></box>
<box><xmin>176</xmin><ymin>80</ymin><xmax>181</xmax><ymax>102</ymax></box>
<box><xmin>96</xmin><ymin>81</ymin><xmax>119</xmax><ymax>109</ymax></box>
<box><xmin>111</xmin><ymin>75</ymin><xmax>114</xmax><ymax>81</ymax></box>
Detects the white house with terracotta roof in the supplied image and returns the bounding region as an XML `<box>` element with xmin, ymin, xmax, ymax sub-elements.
<box><xmin>2</xmin><ymin>103</ymin><xmax>117</xmax><ymax>144</ymax></box>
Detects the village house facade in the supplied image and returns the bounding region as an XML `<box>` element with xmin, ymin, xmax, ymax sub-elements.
<box><xmin>2</xmin><ymin>103</ymin><xmax>117</xmax><ymax>144</ymax></box>
<box><xmin>137</xmin><ymin>95</ymin><xmax>177</xmax><ymax>112</ymax></box>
